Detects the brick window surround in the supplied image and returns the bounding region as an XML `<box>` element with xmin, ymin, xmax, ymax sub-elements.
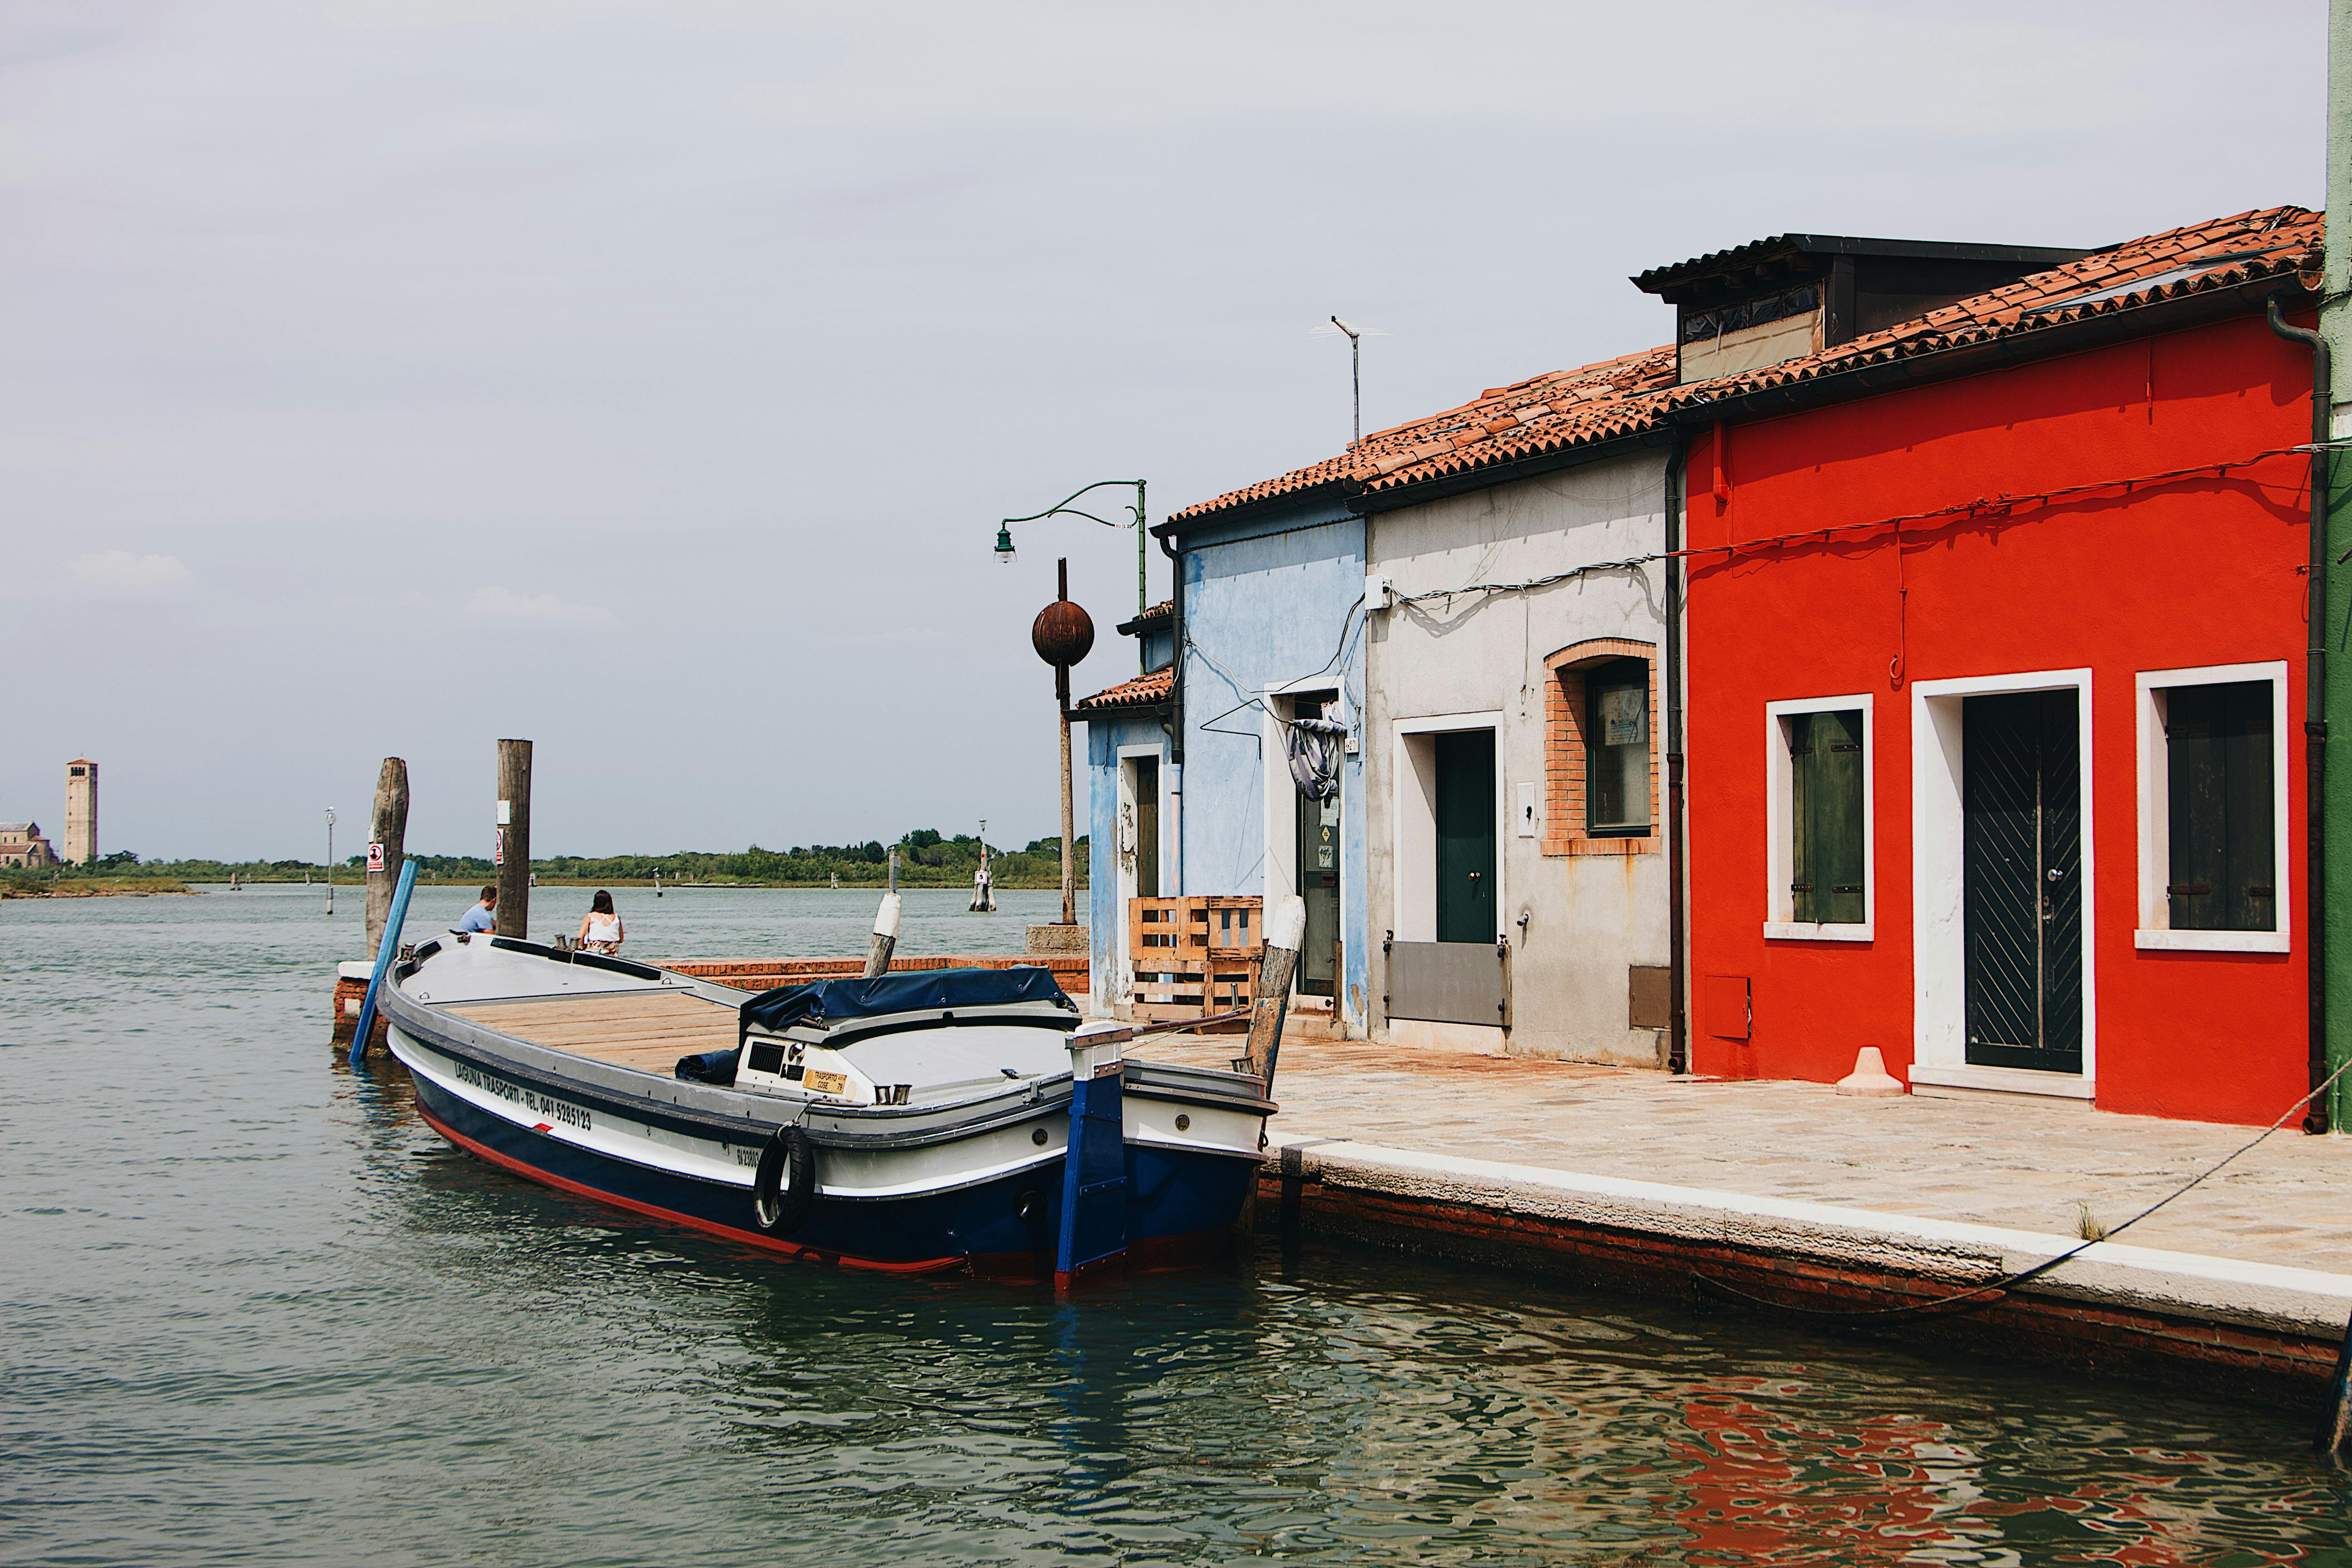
<box><xmin>1544</xmin><ymin>638</ymin><xmax>1661</xmax><ymax>857</ymax></box>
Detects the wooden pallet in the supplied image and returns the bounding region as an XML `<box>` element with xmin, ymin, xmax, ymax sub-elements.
<box><xmin>1129</xmin><ymin>896</ymin><xmax>1261</xmax><ymax>1024</ymax></box>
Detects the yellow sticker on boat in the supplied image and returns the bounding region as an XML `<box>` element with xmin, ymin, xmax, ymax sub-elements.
<box><xmin>804</xmin><ymin>1070</ymin><xmax>847</xmax><ymax>1095</ymax></box>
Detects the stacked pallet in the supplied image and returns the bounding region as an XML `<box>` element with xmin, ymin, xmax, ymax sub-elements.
<box><xmin>1129</xmin><ymin>895</ymin><xmax>1261</xmax><ymax>1026</ymax></box>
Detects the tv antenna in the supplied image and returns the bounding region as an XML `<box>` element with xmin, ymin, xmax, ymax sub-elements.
<box><xmin>1315</xmin><ymin>316</ymin><xmax>1386</xmax><ymax>448</ymax></box>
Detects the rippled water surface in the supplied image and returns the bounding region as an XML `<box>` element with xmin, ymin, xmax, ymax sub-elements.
<box><xmin>6</xmin><ymin>886</ymin><xmax>2351</xmax><ymax>1566</ymax></box>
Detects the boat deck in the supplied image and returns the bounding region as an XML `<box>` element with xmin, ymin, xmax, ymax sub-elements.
<box><xmin>443</xmin><ymin>990</ymin><xmax>740</xmax><ymax>1074</ymax></box>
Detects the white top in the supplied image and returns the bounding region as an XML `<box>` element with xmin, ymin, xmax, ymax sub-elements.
<box><xmin>586</xmin><ymin>914</ymin><xmax>620</xmax><ymax>942</ymax></box>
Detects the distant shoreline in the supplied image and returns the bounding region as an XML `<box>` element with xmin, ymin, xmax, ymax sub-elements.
<box><xmin>0</xmin><ymin>878</ymin><xmax>195</xmax><ymax>899</ymax></box>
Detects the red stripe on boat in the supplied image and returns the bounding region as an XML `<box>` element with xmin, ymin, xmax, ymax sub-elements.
<box><xmin>416</xmin><ymin>1102</ymin><xmax>970</xmax><ymax>1276</ymax></box>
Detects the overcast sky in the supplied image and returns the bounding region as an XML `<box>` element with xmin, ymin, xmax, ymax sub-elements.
<box><xmin>0</xmin><ymin>0</ymin><xmax>2326</xmax><ymax>860</ymax></box>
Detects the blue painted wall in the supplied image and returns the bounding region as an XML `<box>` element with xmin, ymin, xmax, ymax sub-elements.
<box><xmin>1083</xmin><ymin>497</ymin><xmax>1368</xmax><ymax>1030</ymax></box>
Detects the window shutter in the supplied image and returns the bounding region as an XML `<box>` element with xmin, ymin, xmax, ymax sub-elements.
<box><xmin>2166</xmin><ymin>681</ymin><xmax>2273</xmax><ymax>932</ymax></box>
<box><xmin>1791</xmin><ymin>710</ymin><xmax>1864</xmax><ymax>925</ymax></box>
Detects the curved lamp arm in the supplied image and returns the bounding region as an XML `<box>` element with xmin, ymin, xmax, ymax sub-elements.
<box><xmin>993</xmin><ymin>479</ymin><xmax>1152</xmax><ymax>670</ymax></box>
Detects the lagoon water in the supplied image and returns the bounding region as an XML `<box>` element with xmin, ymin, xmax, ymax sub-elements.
<box><xmin>5</xmin><ymin>884</ymin><xmax>2351</xmax><ymax>1566</ymax></box>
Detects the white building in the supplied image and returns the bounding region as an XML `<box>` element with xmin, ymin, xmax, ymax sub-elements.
<box><xmin>1360</xmin><ymin>352</ymin><xmax>1678</xmax><ymax>1065</ymax></box>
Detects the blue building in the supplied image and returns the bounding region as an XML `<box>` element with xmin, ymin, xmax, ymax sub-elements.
<box><xmin>1076</xmin><ymin>491</ymin><xmax>1370</xmax><ymax>1033</ymax></box>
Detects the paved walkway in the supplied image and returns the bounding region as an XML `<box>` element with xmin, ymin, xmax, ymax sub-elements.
<box><xmin>1152</xmin><ymin>1038</ymin><xmax>2352</xmax><ymax>1274</ymax></box>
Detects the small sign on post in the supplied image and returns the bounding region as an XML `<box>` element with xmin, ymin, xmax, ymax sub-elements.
<box><xmin>493</xmin><ymin>829</ymin><xmax>505</xmax><ymax>867</ymax></box>
<box><xmin>366</xmin><ymin>842</ymin><xmax>386</xmax><ymax>874</ymax></box>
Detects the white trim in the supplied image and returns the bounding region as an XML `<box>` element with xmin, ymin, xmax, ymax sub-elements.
<box><xmin>2132</xmin><ymin>660</ymin><xmax>2290</xmax><ymax>954</ymax></box>
<box><xmin>1390</xmin><ymin>710</ymin><xmax>1508</xmax><ymax>943</ymax></box>
<box><xmin>1763</xmin><ymin>692</ymin><xmax>1875</xmax><ymax>943</ymax></box>
<box><xmin>1262</xmin><ymin>678</ymin><xmax>1344</xmax><ymax>916</ymax></box>
<box><xmin>1113</xmin><ymin>743</ymin><xmax>1168</xmax><ymax>1009</ymax></box>
<box><xmin>1909</xmin><ymin>668</ymin><xmax>2097</xmax><ymax>1091</ymax></box>
<box><xmin>1908</xmin><ymin>1063</ymin><xmax>2098</xmax><ymax>1101</ymax></box>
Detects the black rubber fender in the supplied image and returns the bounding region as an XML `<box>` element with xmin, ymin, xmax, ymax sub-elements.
<box><xmin>752</xmin><ymin>1122</ymin><xmax>817</xmax><ymax>1234</ymax></box>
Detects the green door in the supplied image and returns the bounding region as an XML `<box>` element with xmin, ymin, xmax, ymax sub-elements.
<box><xmin>1294</xmin><ymin>779</ymin><xmax>1339</xmax><ymax>996</ymax></box>
<box><xmin>1435</xmin><ymin>730</ymin><xmax>1496</xmax><ymax>943</ymax></box>
<box><xmin>1963</xmin><ymin>691</ymin><xmax>2082</xmax><ymax>1073</ymax></box>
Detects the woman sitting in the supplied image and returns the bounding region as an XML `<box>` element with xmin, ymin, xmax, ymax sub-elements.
<box><xmin>577</xmin><ymin>889</ymin><xmax>624</xmax><ymax>953</ymax></box>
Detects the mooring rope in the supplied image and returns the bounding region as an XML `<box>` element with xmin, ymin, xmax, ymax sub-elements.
<box><xmin>1694</xmin><ymin>1055</ymin><xmax>2352</xmax><ymax>1322</ymax></box>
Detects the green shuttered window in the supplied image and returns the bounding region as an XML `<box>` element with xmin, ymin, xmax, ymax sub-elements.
<box><xmin>1788</xmin><ymin>709</ymin><xmax>1865</xmax><ymax>925</ymax></box>
<box><xmin>2164</xmin><ymin>681</ymin><xmax>2275</xmax><ymax>932</ymax></box>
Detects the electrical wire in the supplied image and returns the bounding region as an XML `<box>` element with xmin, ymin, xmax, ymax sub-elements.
<box><xmin>1694</xmin><ymin>1052</ymin><xmax>2352</xmax><ymax>1323</ymax></box>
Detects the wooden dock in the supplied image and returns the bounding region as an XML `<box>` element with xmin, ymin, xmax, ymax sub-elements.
<box><xmin>332</xmin><ymin>953</ymin><xmax>1088</xmax><ymax>1040</ymax></box>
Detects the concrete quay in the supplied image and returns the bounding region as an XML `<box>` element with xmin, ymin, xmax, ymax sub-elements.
<box><xmin>1157</xmin><ymin>1039</ymin><xmax>2352</xmax><ymax>1392</ymax></box>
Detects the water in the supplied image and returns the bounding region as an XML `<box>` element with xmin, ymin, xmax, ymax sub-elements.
<box><xmin>5</xmin><ymin>886</ymin><xmax>2350</xmax><ymax>1567</ymax></box>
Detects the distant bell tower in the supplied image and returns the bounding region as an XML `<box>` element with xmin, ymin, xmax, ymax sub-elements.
<box><xmin>64</xmin><ymin>759</ymin><xmax>97</xmax><ymax>864</ymax></box>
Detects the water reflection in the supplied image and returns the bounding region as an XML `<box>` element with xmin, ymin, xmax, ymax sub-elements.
<box><xmin>5</xmin><ymin>887</ymin><xmax>2352</xmax><ymax>1566</ymax></box>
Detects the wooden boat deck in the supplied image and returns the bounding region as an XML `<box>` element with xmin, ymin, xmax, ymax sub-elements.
<box><xmin>443</xmin><ymin>989</ymin><xmax>740</xmax><ymax>1073</ymax></box>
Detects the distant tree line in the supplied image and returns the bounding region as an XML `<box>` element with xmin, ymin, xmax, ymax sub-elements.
<box><xmin>19</xmin><ymin>830</ymin><xmax>1089</xmax><ymax>889</ymax></box>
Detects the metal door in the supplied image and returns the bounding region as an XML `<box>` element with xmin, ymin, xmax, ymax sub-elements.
<box><xmin>1435</xmin><ymin>730</ymin><xmax>1496</xmax><ymax>943</ymax></box>
<box><xmin>1963</xmin><ymin>691</ymin><xmax>2082</xmax><ymax>1073</ymax></box>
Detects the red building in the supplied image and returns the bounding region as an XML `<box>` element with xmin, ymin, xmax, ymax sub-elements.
<box><xmin>1673</xmin><ymin>209</ymin><xmax>2324</xmax><ymax>1124</ymax></box>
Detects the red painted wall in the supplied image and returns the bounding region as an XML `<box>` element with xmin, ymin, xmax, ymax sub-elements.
<box><xmin>1684</xmin><ymin>312</ymin><xmax>2314</xmax><ymax>1125</ymax></box>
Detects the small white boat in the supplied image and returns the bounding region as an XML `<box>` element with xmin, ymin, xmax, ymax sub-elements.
<box><xmin>381</xmin><ymin>933</ymin><xmax>1274</xmax><ymax>1281</ymax></box>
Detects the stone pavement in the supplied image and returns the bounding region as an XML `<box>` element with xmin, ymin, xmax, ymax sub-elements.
<box><xmin>1148</xmin><ymin>1037</ymin><xmax>2352</xmax><ymax>1274</ymax></box>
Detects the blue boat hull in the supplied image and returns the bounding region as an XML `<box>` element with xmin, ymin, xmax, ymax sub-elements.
<box><xmin>412</xmin><ymin>1073</ymin><xmax>1257</xmax><ymax>1278</ymax></box>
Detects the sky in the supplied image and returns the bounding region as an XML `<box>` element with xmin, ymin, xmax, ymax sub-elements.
<box><xmin>0</xmin><ymin>0</ymin><xmax>2327</xmax><ymax>861</ymax></box>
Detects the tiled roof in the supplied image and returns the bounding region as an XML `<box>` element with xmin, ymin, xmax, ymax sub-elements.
<box><xmin>1117</xmin><ymin>599</ymin><xmax>1174</xmax><ymax>634</ymax></box>
<box><xmin>1075</xmin><ymin>666</ymin><xmax>1174</xmax><ymax>711</ymax></box>
<box><xmin>1165</xmin><ymin>206</ymin><xmax>2320</xmax><ymax>528</ymax></box>
<box><xmin>1629</xmin><ymin>233</ymin><xmax>2090</xmax><ymax>302</ymax></box>
<box><xmin>1165</xmin><ymin>345</ymin><xmax>1680</xmax><ymax>525</ymax></box>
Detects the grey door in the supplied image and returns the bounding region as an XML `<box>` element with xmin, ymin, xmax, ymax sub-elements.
<box><xmin>1963</xmin><ymin>691</ymin><xmax>2082</xmax><ymax>1073</ymax></box>
<box><xmin>1435</xmin><ymin>730</ymin><xmax>1496</xmax><ymax>944</ymax></box>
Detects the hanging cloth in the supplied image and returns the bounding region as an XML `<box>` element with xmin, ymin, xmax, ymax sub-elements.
<box><xmin>1285</xmin><ymin>717</ymin><xmax>1348</xmax><ymax>802</ymax></box>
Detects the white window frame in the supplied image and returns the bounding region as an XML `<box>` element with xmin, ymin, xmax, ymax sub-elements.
<box><xmin>2133</xmin><ymin>660</ymin><xmax>2289</xmax><ymax>954</ymax></box>
<box><xmin>1112</xmin><ymin>743</ymin><xmax>1168</xmax><ymax>1008</ymax></box>
<box><xmin>1763</xmin><ymin>692</ymin><xmax>1874</xmax><ymax>943</ymax></box>
<box><xmin>1909</xmin><ymin>667</ymin><xmax>2097</xmax><ymax>1099</ymax></box>
<box><xmin>1389</xmin><ymin>710</ymin><xmax>1507</xmax><ymax>943</ymax></box>
<box><xmin>1261</xmin><ymin>679</ymin><xmax>1346</xmax><ymax>916</ymax></box>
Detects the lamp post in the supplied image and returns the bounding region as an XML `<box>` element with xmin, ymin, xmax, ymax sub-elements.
<box><xmin>324</xmin><ymin>806</ymin><xmax>335</xmax><ymax>917</ymax></box>
<box><xmin>995</xmin><ymin>480</ymin><xmax>1148</xmax><ymax>672</ymax></box>
<box><xmin>1031</xmin><ymin>560</ymin><xmax>1096</xmax><ymax>928</ymax></box>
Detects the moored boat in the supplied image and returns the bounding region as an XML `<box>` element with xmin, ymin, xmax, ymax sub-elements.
<box><xmin>380</xmin><ymin>932</ymin><xmax>1275</xmax><ymax>1280</ymax></box>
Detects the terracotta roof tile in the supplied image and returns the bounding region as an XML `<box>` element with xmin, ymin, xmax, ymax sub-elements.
<box><xmin>1164</xmin><ymin>206</ymin><xmax>2320</xmax><ymax>527</ymax></box>
<box><xmin>1075</xmin><ymin>666</ymin><xmax>1174</xmax><ymax>711</ymax></box>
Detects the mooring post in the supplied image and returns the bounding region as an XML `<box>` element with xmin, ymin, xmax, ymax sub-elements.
<box><xmin>864</xmin><ymin>849</ymin><xmax>902</xmax><ymax>979</ymax></box>
<box><xmin>1242</xmin><ymin>895</ymin><xmax>1308</xmax><ymax>1091</ymax></box>
<box><xmin>1055</xmin><ymin>1021</ymin><xmax>1131</xmax><ymax>1289</ymax></box>
<box><xmin>350</xmin><ymin>859</ymin><xmax>418</xmax><ymax>1066</ymax></box>
<box><xmin>495</xmin><ymin>738</ymin><xmax>532</xmax><ymax>940</ymax></box>
<box><xmin>2320</xmin><ymin>1314</ymin><xmax>2352</xmax><ymax>1456</ymax></box>
<box><xmin>365</xmin><ymin>757</ymin><xmax>409</xmax><ymax>955</ymax></box>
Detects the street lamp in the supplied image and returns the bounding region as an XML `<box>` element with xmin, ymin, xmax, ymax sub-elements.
<box><xmin>324</xmin><ymin>806</ymin><xmax>336</xmax><ymax>917</ymax></box>
<box><xmin>992</xmin><ymin>480</ymin><xmax>1149</xmax><ymax>667</ymax></box>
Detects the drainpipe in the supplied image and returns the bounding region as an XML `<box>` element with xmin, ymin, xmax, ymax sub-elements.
<box><xmin>1664</xmin><ymin>429</ymin><xmax>1690</xmax><ymax>1075</ymax></box>
<box><xmin>1159</xmin><ymin>529</ymin><xmax>1186</xmax><ymax>892</ymax></box>
<box><xmin>2269</xmin><ymin>292</ymin><xmax>2330</xmax><ymax>1135</ymax></box>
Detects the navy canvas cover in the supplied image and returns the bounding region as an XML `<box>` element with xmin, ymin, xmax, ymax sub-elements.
<box><xmin>675</xmin><ymin>1048</ymin><xmax>740</xmax><ymax>1085</ymax></box>
<box><xmin>738</xmin><ymin>966</ymin><xmax>1071</xmax><ymax>1043</ymax></box>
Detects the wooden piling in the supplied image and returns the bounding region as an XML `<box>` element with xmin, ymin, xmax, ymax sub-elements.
<box><xmin>495</xmin><ymin>739</ymin><xmax>532</xmax><ymax>940</ymax></box>
<box><xmin>365</xmin><ymin>757</ymin><xmax>409</xmax><ymax>955</ymax></box>
<box><xmin>863</xmin><ymin>850</ymin><xmax>902</xmax><ymax>978</ymax></box>
<box><xmin>1241</xmin><ymin>895</ymin><xmax>1307</xmax><ymax>1089</ymax></box>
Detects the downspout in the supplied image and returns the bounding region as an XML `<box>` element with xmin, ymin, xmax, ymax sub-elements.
<box><xmin>1664</xmin><ymin>428</ymin><xmax>1690</xmax><ymax>1075</ymax></box>
<box><xmin>2269</xmin><ymin>292</ymin><xmax>2331</xmax><ymax>1134</ymax></box>
<box><xmin>1159</xmin><ymin>529</ymin><xmax>1186</xmax><ymax>893</ymax></box>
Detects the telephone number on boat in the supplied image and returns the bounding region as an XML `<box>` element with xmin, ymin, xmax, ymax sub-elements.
<box><xmin>454</xmin><ymin>1062</ymin><xmax>594</xmax><ymax>1131</ymax></box>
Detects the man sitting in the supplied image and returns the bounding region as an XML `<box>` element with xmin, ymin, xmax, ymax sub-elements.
<box><xmin>456</xmin><ymin>885</ymin><xmax>498</xmax><ymax>936</ymax></box>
